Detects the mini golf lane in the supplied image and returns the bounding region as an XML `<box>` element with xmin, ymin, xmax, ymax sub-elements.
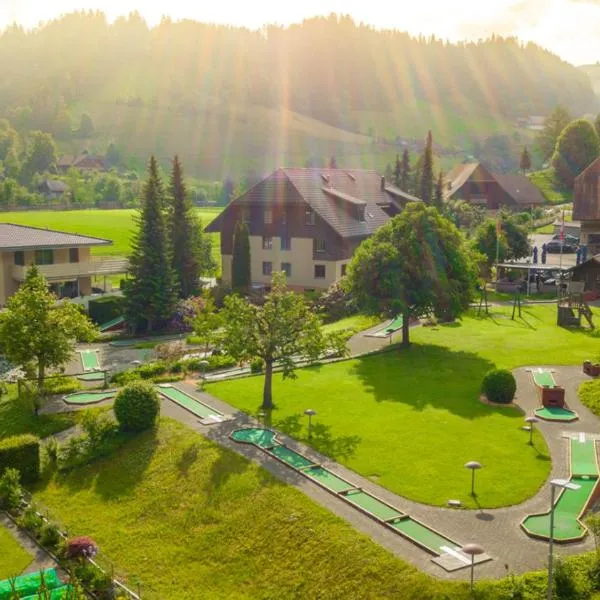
<box><xmin>79</xmin><ymin>349</ymin><xmax>100</xmax><ymax>371</ymax></box>
<box><xmin>231</xmin><ymin>427</ymin><xmax>492</xmax><ymax>571</ymax></box>
<box><xmin>158</xmin><ymin>385</ymin><xmax>223</xmax><ymax>420</ymax></box>
<box><xmin>63</xmin><ymin>391</ymin><xmax>115</xmax><ymax>405</ymax></box>
<box><xmin>535</xmin><ymin>406</ymin><xmax>578</xmax><ymax>422</ymax></box>
<box><xmin>365</xmin><ymin>315</ymin><xmax>404</xmax><ymax>338</ymax></box>
<box><xmin>532</xmin><ymin>368</ymin><xmax>557</xmax><ymax>388</ymax></box>
<box><xmin>522</xmin><ymin>439</ymin><xmax>599</xmax><ymax>542</ymax></box>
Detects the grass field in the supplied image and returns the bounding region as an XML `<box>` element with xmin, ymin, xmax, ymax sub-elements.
<box><xmin>32</xmin><ymin>418</ymin><xmax>473</xmax><ymax>600</ymax></box>
<box><xmin>209</xmin><ymin>304</ymin><xmax>599</xmax><ymax>508</ymax></box>
<box><xmin>0</xmin><ymin>525</ymin><xmax>31</xmax><ymax>580</ymax></box>
<box><xmin>579</xmin><ymin>379</ymin><xmax>600</xmax><ymax>417</ymax></box>
<box><xmin>321</xmin><ymin>314</ymin><xmax>380</xmax><ymax>334</ymax></box>
<box><xmin>0</xmin><ymin>209</ymin><xmax>222</xmax><ymax>266</ymax></box>
<box><xmin>528</xmin><ymin>169</ymin><xmax>573</xmax><ymax>205</ymax></box>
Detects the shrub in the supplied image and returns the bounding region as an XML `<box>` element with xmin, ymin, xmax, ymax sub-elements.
<box><xmin>40</xmin><ymin>522</ymin><xmax>62</xmax><ymax>550</ymax></box>
<box><xmin>43</xmin><ymin>376</ymin><xmax>82</xmax><ymax>395</ymax></box>
<box><xmin>152</xmin><ymin>374</ymin><xmax>184</xmax><ymax>384</ymax></box>
<box><xmin>154</xmin><ymin>340</ymin><xmax>187</xmax><ymax>362</ymax></box>
<box><xmin>0</xmin><ymin>434</ymin><xmax>40</xmax><ymax>483</ymax></box>
<box><xmin>250</xmin><ymin>358</ymin><xmax>264</xmax><ymax>374</ymax></box>
<box><xmin>72</xmin><ymin>560</ymin><xmax>112</xmax><ymax>595</ymax></box>
<box><xmin>44</xmin><ymin>437</ymin><xmax>60</xmax><ymax>468</ymax></box>
<box><xmin>114</xmin><ymin>381</ymin><xmax>160</xmax><ymax>432</ymax></box>
<box><xmin>67</xmin><ymin>536</ymin><xmax>99</xmax><ymax>560</ymax></box>
<box><xmin>80</xmin><ymin>411</ymin><xmax>117</xmax><ymax>451</ymax></box>
<box><xmin>481</xmin><ymin>369</ymin><xmax>517</xmax><ymax>404</ymax></box>
<box><xmin>88</xmin><ymin>295</ymin><xmax>125</xmax><ymax>325</ymax></box>
<box><xmin>0</xmin><ymin>467</ymin><xmax>22</xmax><ymax>510</ymax></box>
<box><xmin>58</xmin><ymin>436</ymin><xmax>90</xmax><ymax>471</ymax></box>
<box><xmin>207</xmin><ymin>354</ymin><xmax>237</xmax><ymax>371</ymax></box>
<box><xmin>315</xmin><ymin>281</ymin><xmax>357</xmax><ymax>323</ymax></box>
<box><xmin>17</xmin><ymin>504</ymin><xmax>43</xmax><ymax>535</ymax></box>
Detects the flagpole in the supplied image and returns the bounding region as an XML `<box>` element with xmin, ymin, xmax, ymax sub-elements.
<box><xmin>495</xmin><ymin>214</ymin><xmax>501</xmax><ymax>283</ymax></box>
<box><xmin>559</xmin><ymin>210</ymin><xmax>564</xmax><ymax>271</ymax></box>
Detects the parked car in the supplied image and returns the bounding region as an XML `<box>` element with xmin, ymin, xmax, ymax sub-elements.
<box><xmin>551</xmin><ymin>233</ymin><xmax>579</xmax><ymax>245</ymax></box>
<box><xmin>545</xmin><ymin>239</ymin><xmax>577</xmax><ymax>253</ymax></box>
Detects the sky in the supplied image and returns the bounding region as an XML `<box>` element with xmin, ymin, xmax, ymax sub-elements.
<box><xmin>2</xmin><ymin>0</ymin><xmax>600</xmax><ymax>66</ymax></box>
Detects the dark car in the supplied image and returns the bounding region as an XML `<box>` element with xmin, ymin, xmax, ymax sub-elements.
<box><xmin>545</xmin><ymin>239</ymin><xmax>577</xmax><ymax>253</ymax></box>
<box><xmin>551</xmin><ymin>233</ymin><xmax>579</xmax><ymax>245</ymax></box>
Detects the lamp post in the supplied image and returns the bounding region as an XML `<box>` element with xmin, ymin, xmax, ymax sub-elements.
<box><xmin>304</xmin><ymin>409</ymin><xmax>317</xmax><ymax>439</ymax></box>
<box><xmin>465</xmin><ymin>461</ymin><xmax>482</xmax><ymax>497</ymax></box>
<box><xmin>525</xmin><ymin>416</ymin><xmax>539</xmax><ymax>445</ymax></box>
<box><xmin>461</xmin><ymin>543</ymin><xmax>485</xmax><ymax>594</ymax></box>
<box><xmin>257</xmin><ymin>409</ymin><xmax>266</xmax><ymax>427</ymax></box>
<box><xmin>547</xmin><ymin>479</ymin><xmax>581</xmax><ymax>600</ymax></box>
<box><xmin>198</xmin><ymin>360</ymin><xmax>209</xmax><ymax>390</ymax></box>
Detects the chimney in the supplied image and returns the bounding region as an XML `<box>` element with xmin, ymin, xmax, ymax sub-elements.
<box><xmin>380</xmin><ymin>176</ymin><xmax>385</xmax><ymax>191</ymax></box>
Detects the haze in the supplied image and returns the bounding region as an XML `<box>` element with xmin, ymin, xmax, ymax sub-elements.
<box><xmin>2</xmin><ymin>0</ymin><xmax>600</xmax><ymax>66</ymax></box>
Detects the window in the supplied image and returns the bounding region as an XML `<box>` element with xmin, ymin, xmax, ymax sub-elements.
<box><xmin>316</xmin><ymin>239</ymin><xmax>327</xmax><ymax>253</ymax></box>
<box><xmin>357</xmin><ymin>206</ymin><xmax>366</xmax><ymax>222</ymax></box>
<box><xmin>14</xmin><ymin>251</ymin><xmax>24</xmax><ymax>266</ymax></box>
<box><xmin>281</xmin><ymin>211</ymin><xmax>287</xmax><ymax>225</ymax></box>
<box><xmin>264</xmin><ymin>208</ymin><xmax>272</xmax><ymax>224</ymax></box>
<box><xmin>280</xmin><ymin>236</ymin><xmax>291</xmax><ymax>251</ymax></box>
<box><xmin>262</xmin><ymin>261</ymin><xmax>272</xmax><ymax>276</ymax></box>
<box><xmin>314</xmin><ymin>264</ymin><xmax>326</xmax><ymax>279</ymax></box>
<box><xmin>305</xmin><ymin>207</ymin><xmax>315</xmax><ymax>225</ymax></box>
<box><xmin>341</xmin><ymin>264</ymin><xmax>347</xmax><ymax>277</ymax></box>
<box><xmin>281</xmin><ymin>262</ymin><xmax>292</xmax><ymax>277</ymax></box>
<box><xmin>69</xmin><ymin>248</ymin><xmax>79</xmax><ymax>263</ymax></box>
<box><xmin>262</xmin><ymin>236</ymin><xmax>273</xmax><ymax>250</ymax></box>
<box><xmin>34</xmin><ymin>249</ymin><xmax>54</xmax><ymax>265</ymax></box>
<box><xmin>241</xmin><ymin>208</ymin><xmax>250</xmax><ymax>224</ymax></box>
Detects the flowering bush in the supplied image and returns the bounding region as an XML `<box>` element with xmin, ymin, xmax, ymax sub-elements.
<box><xmin>66</xmin><ymin>536</ymin><xmax>99</xmax><ymax>560</ymax></box>
<box><xmin>167</xmin><ymin>297</ymin><xmax>205</xmax><ymax>332</ymax></box>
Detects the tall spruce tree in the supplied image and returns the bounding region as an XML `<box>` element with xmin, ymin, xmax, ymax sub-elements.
<box><xmin>434</xmin><ymin>170</ymin><xmax>444</xmax><ymax>210</ymax></box>
<box><xmin>231</xmin><ymin>220</ymin><xmax>251</xmax><ymax>293</ymax></box>
<box><xmin>520</xmin><ymin>146</ymin><xmax>532</xmax><ymax>171</ymax></box>
<box><xmin>420</xmin><ymin>131</ymin><xmax>434</xmax><ymax>204</ymax></box>
<box><xmin>400</xmin><ymin>149</ymin><xmax>411</xmax><ymax>192</ymax></box>
<box><xmin>167</xmin><ymin>155</ymin><xmax>201</xmax><ymax>298</ymax></box>
<box><xmin>125</xmin><ymin>156</ymin><xmax>177</xmax><ymax>332</ymax></box>
<box><xmin>393</xmin><ymin>154</ymin><xmax>401</xmax><ymax>186</ymax></box>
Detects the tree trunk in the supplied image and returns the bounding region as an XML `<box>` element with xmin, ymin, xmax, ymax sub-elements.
<box><xmin>262</xmin><ymin>360</ymin><xmax>273</xmax><ymax>410</ymax></box>
<box><xmin>35</xmin><ymin>362</ymin><xmax>45</xmax><ymax>416</ymax></box>
<box><xmin>401</xmin><ymin>310</ymin><xmax>410</xmax><ymax>347</ymax></box>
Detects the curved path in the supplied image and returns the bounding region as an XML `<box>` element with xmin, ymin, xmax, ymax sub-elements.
<box><xmin>44</xmin><ymin>364</ymin><xmax>599</xmax><ymax>581</ymax></box>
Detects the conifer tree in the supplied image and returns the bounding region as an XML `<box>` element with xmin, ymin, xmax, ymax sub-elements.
<box><xmin>400</xmin><ymin>148</ymin><xmax>411</xmax><ymax>192</ymax></box>
<box><xmin>519</xmin><ymin>146</ymin><xmax>532</xmax><ymax>172</ymax></box>
<box><xmin>167</xmin><ymin>155</ymin><xmax>201</xmax><ymax>298</ymax></box>
<box><xmin>329</xmin><ymin>156</ymin><xmax>338</xmax><ymax>169</ymax></box>
<box><xmin>231</xmin><ymin>221</ymin><xmax>251</xmax><ymax>294</ymax></box>
<box><xmin>420</xmin><ymin>130</ymin><xmax>434</xmax><ymax>204</ymax></box>
<box><xmin>125</xmin><ymin>156</ymin><xmax>177</xmax><ymax>332</ymax></box>
<box><xmin>393</xmin><ymin>154</ymin><xmax>401</xmax><ymax>186</ymax></box>
<box><xmin>434</xmin><ymin>170</ymin><xmax>444</xmax><ymax>210</ymax></box>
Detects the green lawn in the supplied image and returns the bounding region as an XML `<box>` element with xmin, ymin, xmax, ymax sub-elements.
<box><xmin>209</xmin><ymin>304</ymin><xmax>600</xmax><ymax>509</ymax></box>
<box><xmin>528</xmin><ymin>169</ymin><xmax>573</xmax><ymax>205</ymax></box>
<box><xmin>321</xmin><ymin>314</ymin><xmax>381</xmax><ymax>334</ymax></box>
<box><xmin>579</xmin><ymin>379</ymin><xmax>600</xmax><ymax>417</ymax></box>
<box><xmin>0</xmin><ymin>525</ymin><xmax>31</xmax><ymax>580</ymax></box>
<box><xmin>0</xmin><ymin>208</ymin><xmax>222</xmax><ymax>267</ymax></box>
<box><xmin>32</xmin><ymin>419</ymin><xmax>472</xmax><ymax>600</ymax></box>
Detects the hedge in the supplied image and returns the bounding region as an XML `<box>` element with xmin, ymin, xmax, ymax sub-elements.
<box><xmin>0</xmin><ymin>434</ymin><xmax>40</xmax><ymax>483</ymax></box>
<box><xmin>88</xmin><ymin>295</ymin><xmax>125</xmax><ymax>326</ymax></box>
<box><xmin>481</xmin><ymin>369</ymin><xmax>517</xmax><ymax>404</ymax></box>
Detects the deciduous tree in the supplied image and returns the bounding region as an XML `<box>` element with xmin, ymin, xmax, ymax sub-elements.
<box><xmin>124</xmin><ymin>155</ymin><xmax>177</xmax><ymax>332</ymax></box>
<box><xmin>191</xmin><ymin>293</ymin><xmax>223</xmax><ymax>356</ymax></box>
<box><xmin>20</xmin><ymin>131</ymin><xmax>57</xmax><ymax>182</ymax></box>
<box><xmin>346</xmin><ymin>203</ymin><xmax>476</xmax><ymax>345</ymax></box>
<box><xmin>537</xmin><ymin>105</ymin><xmax>571</xmax><ymax>160</ymax></box>
<box><xmin>221</xmin><ymin>272</ymin><xmax>344</xmax><ymax>409</ymax></box>
<box><xmin>0</xmin><ymin>266</ymin><xmax>96</xmax><ymax>414</ymax></box>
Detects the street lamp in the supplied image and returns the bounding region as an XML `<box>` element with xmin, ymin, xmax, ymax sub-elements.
<box><xmin>465</xmin><ymin>461</ymin><xmax>482</xmax><ymax>496</ymax></box>
<box><xmin>461</xmin><ymin>543</ymin><xmax>485</xmax><ymax>594</ymax></box>
<box><xmin>304</xmin><ymin>409</ymin><xmax>317</xmax><ymax>439</ymax></box>
<box><xmin>525</xmin><ymin>416</ymin><xmax>539</xmax><ymax>445</ymax></box>
<box><xmin>547</xmin><ymin>478</ymin><xmax>581</xmax><ymax>600</ymax></box>
<box><xmin>257</xmin><ymin>409</ymin><xmax>266</xmax><ymax>427</ymax></box>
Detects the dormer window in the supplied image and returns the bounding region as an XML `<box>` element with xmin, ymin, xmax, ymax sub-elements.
<box><xmin>305</xmin><ymin>207</ymin><xmax>315</xmax><ymax>225</ymax></box>
<box><xmin>357</xmin><ymin>206</ymin><xmax>366</xmax><ymax>222</ymax></box>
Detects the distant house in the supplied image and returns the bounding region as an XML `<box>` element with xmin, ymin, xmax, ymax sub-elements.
<box><xmin>38</xmin><ymin>179</ymin><xmax>70</xmax><ymax>200</ymax></box>
<box><xmin>445</xmin><ymin>162</ymin><xmax>544</xmax><ymax>210</ymax></box>
<box><xmin>57</xmin><ymin>150</ymin><xmax>107</xmax><ymax>173</ymax></box>
<box><xmin>0</xmin><ymin>223</ymin><xmax>127</xmax><ymax>306</ymax></box>
<box><xmin>569</xmin><ymin>255</ymin><xmax>600</xmax><ymax>299</ymax></box>
<box><xmin>516</xmin><ymin>116</ymin><xmax>545</xmax><ymax>131</ymax></box>
<box><xmin>205</xmin><ymin>167</ymin><xmax>421</xmax><ymax>291</ymax></box>
<box><xmin>573</xmin><ymin>157</ymin><xmax>600</xmax><ymax>255</ymax></box>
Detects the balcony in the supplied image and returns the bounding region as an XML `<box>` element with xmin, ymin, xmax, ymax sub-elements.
<box><xmin>13</xmin><ymin>257</ymin><xmax>129</xmax><ymax>282</ymax></box>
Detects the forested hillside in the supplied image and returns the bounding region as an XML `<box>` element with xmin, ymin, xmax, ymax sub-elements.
<box><xmin>0</xmin><ymin>12</ymin><xmax>595</xmax><ymax>178</ymax></box>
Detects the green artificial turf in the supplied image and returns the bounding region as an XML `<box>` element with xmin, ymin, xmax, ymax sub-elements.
<box><xmin>32</xmin><ymin>419</ymin><xmax>474</xmax><ymax>600</ymax></box>
<box><xmin>208</xmin><ymin>304</ymin><xmax>600</xmax><ymax>509</ymax></box>
<box><xmin>391</xmin><ymin>518</ymin><xmax>459</xmax><ymax>555</ymax></box>
<box><xmin>0</xmin><ymin>525</ymin><xmax>31</xmax><ymax>580</ymax></box>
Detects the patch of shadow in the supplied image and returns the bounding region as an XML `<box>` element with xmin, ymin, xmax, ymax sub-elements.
<box><xmin>272</xmin><ymin>414</ymin><xmax>303</xmax><ymax>439</ymax></box>
<box><xmin>309</xmin><ymin>422</ymin><xmax>361</xmax><ymax>461</ymax></box>
<box><xmin>476</xmin><ymin>512</ymin><xmax>494</xmax><ymax>522</ymax></box>
<box><xmin>177</xmin><ymin>442</ymin><xmax>200</xmax><ymax>477</ymax></box>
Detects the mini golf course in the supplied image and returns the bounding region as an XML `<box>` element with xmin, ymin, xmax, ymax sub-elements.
<box><xmin>521</xmin><ymin>437</ymin><xmax>599</xmax><ymax>542</ymax></box>
<box><xmin>98</xmin><ymin>315</ymin><xmax>125</xmax><ymax>332</ymax></box>
<box><xmin>158</xmin><ymin>385</ymin><xmax>229</xmax><ymax>424</ymax></box>
<box><xmin>532</xmin><ymin>369</ymin><xmax>557</xmax><ymax>388</ymax></box>
<box><xmin>230</xmin><ymin>427</ymin><xmax>491</xmax><ymax>571</ymax></box>
<box><xmin>76</xmin><ymin>371</ymin><xmax>106</xmax><ymax>382</ymax></box>
<box><xmin>79</xmin><ymin>349</ymin><xmax>100</xmax><ymax>372</ymax></box>
<box><xmin>63</xmin><ymin>391</ymin><xmax>115</xmax><ymax>405</ymax></box>
<box><xmin>535</xmin><ymin>407</ymin><xmax>578</xmax><ymax>422</ymax></box>
<box><xmin>530</xmin><ymin>367</ymin><xmax>578</xmax><ymax>422</ymax></box>
<box><xmin>0</xmin><ymin>568</ymin><xmax>71</xmax><ymax>599</ymax></box>
<box><xmin>365</xmin><ymin>315</ymin><xmax>404</xmax><ymax>338</ymax></box>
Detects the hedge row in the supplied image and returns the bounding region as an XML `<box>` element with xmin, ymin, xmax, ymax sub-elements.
<box><xmin>0</xmin><ymin>434</ymin><xmax>40</xmax><ymax>483</ymax></box>
<box><xmin>88</xmin><ymin>295</ymin><xmax>125</xmax><ymax>326</ymax></box>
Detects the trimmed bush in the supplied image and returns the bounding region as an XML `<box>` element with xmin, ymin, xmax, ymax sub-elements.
<box><xmin>481</xmin><ymin>369</ymin><xmax>517</xmax><ymax>404</ymax></box>
<box><xmin>114</xmin><ymin>381</ymin><xmax>160</xmax><ymax>432</ymax></box>
<box><xmin>88</xmin><ymin>295</ymin><xmax>125</xmax><ymax>326</ymax></box>
<box><xmin>0</xmin><ymin>434</ymin><xmax>40</xmax><ymax>483</ymax></box>
<box><xmin>250</xmin><ymin>358</ymin><xmax>264</xmax><ymax>374</ymax></box>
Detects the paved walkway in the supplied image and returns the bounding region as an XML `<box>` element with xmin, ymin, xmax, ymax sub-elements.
<box><xmin>41</xmin><ymin>362</ymin><xmax>599</xmax><ymax>581</ymax></box>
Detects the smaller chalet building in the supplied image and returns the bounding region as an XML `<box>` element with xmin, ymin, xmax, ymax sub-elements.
<box><xmin>57</xmin><ymin>151</ymin><xmax>107</xmax><ymax>173</ymax></box>
<box><xmin>205</xmin><ymin>168</ymin><xmax>420</xmax><ymax>291</ymax></box>
<box><xmin>445</xmin><ymin>163</ymin><xmax>544</xmax><ymax>210</ymax></box>
<box><xmin>38</xmin><ymin>179</ymin><xmax>70</xmax><ymax>200</ymax></box>
<box><xmin>573</xmin><ymin>157</ymin><xmax>600</xmax><ymax>256</ymax></box>
<box><xmin>570</xmin><ymin>255</ymin><xmax>600</xmax><ymax>299</ymax></box>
